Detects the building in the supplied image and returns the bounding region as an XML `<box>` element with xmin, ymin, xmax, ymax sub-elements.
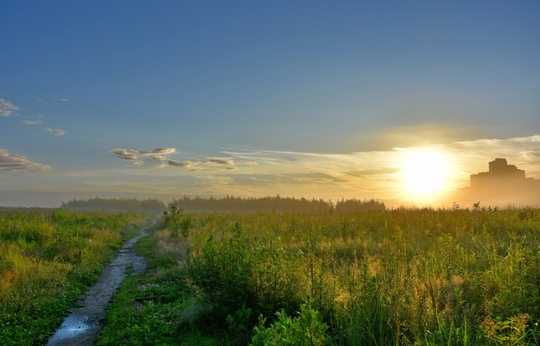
<box><xmin>470</xmin><ymin>158</ymin><xmax>526</xmax><ymax>189</ymax></box>
<box><xmin>451</xmin><ymin>158</ymin><xmax>540</xmax><ymax>208</ymax></box>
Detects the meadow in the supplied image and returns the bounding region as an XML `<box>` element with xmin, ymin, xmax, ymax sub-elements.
<box><xmin>97</xmin><ymin>205</ymin><xmax>540</xmax><ymax>345</ymax></box>
<box><xmin>1</xmin><ymin>205</ymin><xmax>538</xmax><ymax>345</ymax></box>
<box><xmin>0</xmin><ymin>208</ymin><xmax>146</xmax><ymax>345</ymax></box>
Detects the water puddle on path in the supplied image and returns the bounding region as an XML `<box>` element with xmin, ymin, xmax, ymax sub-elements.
<box><xmin>47</xmin><ymin>225</ymin><xmax>151</xmax><ymax>345</ymax></box>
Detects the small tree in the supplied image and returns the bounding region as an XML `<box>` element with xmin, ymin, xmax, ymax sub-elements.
<box><xmin>160</xmin><ymin>203</ymin><xmax>192</xmax><ymax>240</ymax></box>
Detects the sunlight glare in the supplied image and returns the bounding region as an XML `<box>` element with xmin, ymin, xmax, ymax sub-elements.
<box><xmin>400</xmin><ymin>149</ymin><xmax>450</xmax><ymax>202</ymax></box>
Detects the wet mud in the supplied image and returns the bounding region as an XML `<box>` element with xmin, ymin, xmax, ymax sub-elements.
<box><xmin>47</xmin><ymin>224</ymin><xmax>151</xmax><ymax>345</ymax></box>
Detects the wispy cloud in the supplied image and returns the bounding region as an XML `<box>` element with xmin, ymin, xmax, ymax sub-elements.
<box><xmin>46</xmin><ymin>128</ymin><xmax>66</xmax><ymax>136</ymax></box>
<box><xmin>2</xmin><ymin>98</ymin><xmax>66</xmax><ymax>138</ymax></box>
<box><xmin>111</xmin><ymin>147</ymin><xmax>251</xmax><ymax>172</ymax></box>
<box><xmin>0</xmin><ymin>148</ymin><xmax>51</xmax><ymax>171</ymax></box>
<box><xmin>37</xmin><ymin>98</ymin><xmax>70</xmax><ymax>103</ymax></box>
<box><xmin>111</xmin><ymin>148</ymin><xmax>177</xmax><ymax>166</ymax></box>
<box><xmin>200</xmin><ymin>157</ymin><xmax>235</xmax><ymax>165</ymax></box>
<box><xmin>158</xmin><ymin>156</ymin><xmax>241</xmax><ymax>171</ymax></box>
<box><xmin>0</xmin><ymin>98</ymin><xmax>19</xmax><ymax>117</ymax></box>
<box><xmin>23</xmin><ymin>119</ymin><xmax>42</xmax><ymax>126</ymax></box>
<box><xmin>158</xmin><ymin>159</ymin><xmax>192</xmax><ymax>168</ymax></box>
<box><xmin>224</xmin><ymin>149</ymin><xmax>401</xmax><ymax>199</ymax></box>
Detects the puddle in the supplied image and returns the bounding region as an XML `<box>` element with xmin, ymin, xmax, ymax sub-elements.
<box><xmin>47</xmin><ymin>224</ymin><xmax>151</xmax><ymax>345</ymax></box>
<box><xmin>47</xmin><ymin>315</ymin><xmax>95</xmax><ymax>341</ymax></box>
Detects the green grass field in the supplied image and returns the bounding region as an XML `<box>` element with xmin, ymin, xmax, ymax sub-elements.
<box><xmin>2</xmin><ymin>206</ymin><xmax>539</xmax><ymax>345</ymax></box>
<box><xmin>97</xmin><ymin>206</ymin><xmax>540</xmax><ymax>345</ymax></box>
<box><xmin>0</xmin><ymin>208</ymin><xmax>146</xmax><ymax>345</ymax></box>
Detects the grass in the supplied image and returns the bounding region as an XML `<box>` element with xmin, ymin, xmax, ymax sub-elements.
<box><xmin>97</xmin><ymin>223</ymin><xmax>221</xmax><ymax>345</ymax></box>
<box><xmin>3</xmin><ymin>206</ymin><xmax>540</xmax><ymax>344</ymax></box>
<box><xmin>97</xmin><ymin>206</ymin><xmax>540</xmax><ymax>345</ymax></box>
<box><xmin>0</xmin><ymin>208</ymin><xmax>146</xmax><ymax>345</ymax></box>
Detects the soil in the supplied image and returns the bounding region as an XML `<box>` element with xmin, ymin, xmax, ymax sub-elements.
<box><xmin>47</xmin><ymin>224</ymin><xmax>151</xmax><ymax>345</ymax></box>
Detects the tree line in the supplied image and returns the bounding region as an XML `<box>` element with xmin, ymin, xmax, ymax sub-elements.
<box><xmin>169</xmin><ymin>195</ymin><xmax>385</xmax><ymax>213</ymax></box>
<box><xmin>61</xmin><ymin>197</ymin><xmax>165</xmax><ymax>211</ymax></box>
<box><xmin>60</xmin><ymin>195</ymin><xmax>386</xmax><ymax>213</ymax></box>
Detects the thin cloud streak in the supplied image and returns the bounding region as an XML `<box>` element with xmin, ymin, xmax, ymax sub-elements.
<box><xmin>0</xmin><ymin>148</ymin><xmax>51</xmax><ymax>171</ymax></box>
<box><xmin>23</xmin><ymin>119</ymin><xmax>42</xmax><ymax>125</ymax></box>
<box><xmin>225</xmin><ymin>149</ymin><xmax>402</xmax><ymax>200</ymax></box>
<box><xmin>46</xmin><ymin>128</ymin><xmax>66</xmax><ymax>136</ymax></box>
<box><xmin>0</xmin><ymin>98</ymin><xmax>19</xmax><ymax>117</ymax></box>
<box><xmin>2</xmin><ymin>98</ymin><xmax>66</xmax><ymax>137</ymax></box>
<box><xmin>159</xmin><ymin>157</ymin><xmax>241</xmax><ymax>171</ymax></box>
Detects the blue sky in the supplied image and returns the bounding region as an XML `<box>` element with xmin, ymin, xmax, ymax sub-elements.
<box><xmin>1</xmin><ymin>1</ymin><xmax>539</xmax><ymax>207</ymax></box>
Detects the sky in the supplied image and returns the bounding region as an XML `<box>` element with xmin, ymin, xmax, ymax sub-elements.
<box><xmin>1</xmin><ymin>1</ymin><xmax>539</xmax><ymax>207</ymax></box>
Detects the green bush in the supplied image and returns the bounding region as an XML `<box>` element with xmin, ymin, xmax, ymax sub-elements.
<box><xmin>250</xmin><ymin>302</ymin><xmax>331</xmax><ymax>346</ymax></box>
<box><xmin>187</xmin><ymin>223</ymin><xmax>256</xmax><ymax>325</ymax></box>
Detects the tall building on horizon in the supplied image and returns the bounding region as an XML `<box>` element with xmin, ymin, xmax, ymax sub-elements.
<box><xmin>470</xmin><ymin>158</ymin><xmax>526</xmax><ymax>189</ymax></box>
<box><xmin>451</xmin><ymin>158</ymin><xmax>540</xmax><ymax>207</ymax></box>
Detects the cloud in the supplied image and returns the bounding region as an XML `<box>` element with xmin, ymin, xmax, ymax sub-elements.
<box><xmin>111</xmin><ymin>148</ymin><xmax>243</xmax><ymax>171</ymax></box>
<box><xmin>0</xmin><ymin>148</ymin><xmax>51</xmax><ymax>171</ymax></box>
<box><xmin>225</xmin><ymin>149</ymin><xmax>402</xmax><ymax>197</ymax></box>
<box><xmin>0</xmin><ymin>98</ymin><xmax>19</xmax><ymax>117</ymax></box>
<box><xmin>54</xmin><ymin>98</ymin><xmax>70</xmax><ymax>102</ymax></box>
<box><xmin>111</xmin><ymin>148</ymin><xmax>177</xmax><ymax>166</ymax></box>
<box><xmin>200</xmin><ymin>157</ymin><xmax>235</xmax><ymax>165</ymax></box>
<box><xmin>166</xmin><ymin>160</ymin><xmax>192</xmax><ymax>167</ymax></box>
<box><xmin>185</xmin><ymin>157</ymin><xmax>239</xmax><ymax>171</ymax></box>
<box><xmin>46</xmin><ymin>128</ymin><xmax>66</xmax><ymax>136</ymax></box>
<box><xmin>155</xmin><ymin>160</ymin><xmax>193</xmax><ymax>168</ymax></box>
<box><xmin>111</xmin><ymin>148</ymin><xmax>176</xmax><ymax>161</ymax></box>
<box><xmin>156</xmin><ymin>157</ymin><xmax>238</xmax><ymax>171</ymax></box>
<box><xmin>23</xmin><ymin>119</ymin><xmax>42</xmax><ymax>125</ymax></box>
<box><xmin>3</xmin><ymin>99</ymin><xmax>68</xmax><ymax>141</ymax></box>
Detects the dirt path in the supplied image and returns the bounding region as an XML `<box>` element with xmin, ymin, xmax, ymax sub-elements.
<box><xmin>47</xmin><ymin>223</ymin><xmax>152</xmax><ymax>345</ymax></box>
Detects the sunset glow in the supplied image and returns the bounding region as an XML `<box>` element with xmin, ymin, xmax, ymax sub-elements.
<box><xmin>400</xmin><ymin>150</ymin><xmax>451</xmax><ymax>202</ymax></box>
<box><xmin>0</xmin><ymin>2</ymin><xmax>539</xmax><ymax>207</ymax></box>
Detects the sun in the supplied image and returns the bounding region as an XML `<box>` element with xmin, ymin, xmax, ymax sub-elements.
<box><xmin>399</xmin><ymin>149</ymin><xmax>451</xmax><ymax>202</ymax></box>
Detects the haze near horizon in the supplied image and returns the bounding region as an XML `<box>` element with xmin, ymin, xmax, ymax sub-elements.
<box><xmin>1</xmin><ymin>1</ymin><xmax>539</xmax><ymax>207</ymax></box>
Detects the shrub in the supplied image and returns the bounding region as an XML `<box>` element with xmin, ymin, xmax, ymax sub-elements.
<box><xmin>250</xmin><ymin>302</ymin><xmax>331</xmax><ymax>346</ymax></box>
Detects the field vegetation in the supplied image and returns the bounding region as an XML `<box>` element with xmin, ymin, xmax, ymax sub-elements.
<box><xmin>98</xmin><ymin>204</ymin><xmax>540</xmax><ymax>345</ymax></box>
<box><xmin>0</xmin><ymin>208</ymin><xmax>146</xmax><ymax>345</ymax></box>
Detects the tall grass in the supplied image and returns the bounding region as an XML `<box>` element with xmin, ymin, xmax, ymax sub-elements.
<box><xmin>0</xmin><ymin>208</ymin><xmax>145</xmax><ymax>345</ymax></box>
<box><xmin>178</xmin><ymin>208</ymin><xmax>540</xmax><ymax>345</ymax></box>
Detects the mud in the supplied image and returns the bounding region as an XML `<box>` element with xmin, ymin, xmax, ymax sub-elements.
<box><xmin>47</xmin><ymin>224</ymin><xmax>151</xmax><ymax>345</ymax></box>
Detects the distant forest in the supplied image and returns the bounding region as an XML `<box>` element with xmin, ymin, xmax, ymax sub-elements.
<box><xmin>169</xmin><ymin>195</ymin><xmax>386</xmax><ymax>213</ymax></box>
<box><xmin>60</xmin><ymin>195</ymin><xmax>386</xmax><ymax>213</ymax></box>
<box><xmin>61</xmin><ymin>197</ymin><xmax>166</xmax><ymax>211</ymax></box>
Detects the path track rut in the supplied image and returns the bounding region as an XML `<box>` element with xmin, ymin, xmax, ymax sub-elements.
<box><xmin>47</xmin><ymin>223</ymin><xmax>151</xmax><ymax>345</ymax></box>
